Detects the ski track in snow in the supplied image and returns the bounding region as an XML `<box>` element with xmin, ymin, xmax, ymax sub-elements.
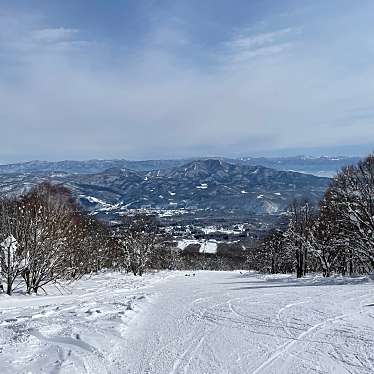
<box><xmin>1</xmin><ymin>271</ymin><xmax>374</xmax><ymax>373</ymax></box>
<box><xmin>0</xmin><ymin>271</ymin><xmax>175</xmax><ymax>374</ymax></box>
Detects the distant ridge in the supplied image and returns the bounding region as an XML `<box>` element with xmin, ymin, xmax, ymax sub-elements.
<box><xmin>0</xmin><ymin>158</ymin><xmax>329</xmax><ymax>217</ymax></box>
<box><xmin>0</xmin><ymin>155</ymin><xmax>361</xmax><ymax>177</ymax></box>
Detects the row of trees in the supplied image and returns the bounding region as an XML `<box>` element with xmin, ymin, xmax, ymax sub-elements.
<box><xmin>0</xmin><ymin>182</ymin><xmax>246</xmax><ymax>295</ymax></box>
<box><xmin>0</xmin><ymin>183</ymin><xmax>181</xmax><ymax>295</ymax></box>
<box><xmin>249</xmin><ymin>153</ymin><xmax>374</xmax><ymax>277</ymax></box>
<box><xmin>4</xmin><ymin>153</ymin><xmax>368</xmax><ymax>292</ymax></box>
<box><xmin>0</xmin><ymin>183</ymin><xmax>122</xmax><ymax>295</ymax></box>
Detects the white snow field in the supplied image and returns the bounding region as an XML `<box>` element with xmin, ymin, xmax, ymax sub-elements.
<box><xmin>1</xmin><ymin>271</ymin><xmax>374</xmax><ymax>374</ymax></box>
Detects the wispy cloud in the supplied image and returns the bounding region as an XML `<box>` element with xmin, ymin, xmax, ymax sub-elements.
<box><xmin>31</xmin><ymin>28</ymin><xmax>79</xmax><ymax>44</ymax></box>
<box><xmin>0</xmin><ymin>12</ymin><xmax>89</xmax><ymax>62</ymax></box>
<box><xmin>227</xmin><ymin>28</ymin><xmax>293</xmax><ymax>50</ymax></box>
<box><xmin>228</xmin><ymin>42</ymin><xmax>294</xmax><ymax>65</ymax></box>
<box><xmin>220</xmin><ymin>28</ymin><xmax>296</xmax><ymax>68</ymax></box>
<box><xmin>0</xmin><ymin>2</ymin><xmax>373</xmax><ymax>161</ymax></box>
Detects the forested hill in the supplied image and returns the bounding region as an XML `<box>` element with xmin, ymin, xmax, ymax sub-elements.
<box><xmin>0</xmin><ymin>156</ymin><xmax>360</xmax><ymax>177</ymax></box>
<box><xmin>0</xmin><ymin>159</ymin><xmax>329</xmax><ymax>217</ymax></box>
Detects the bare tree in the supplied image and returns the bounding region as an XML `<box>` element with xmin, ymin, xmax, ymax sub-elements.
<box><xmin>327</xmin><ymin>154</ymin><xmax>374</xmax><ymax>271</ymax></box>
<box><xmin>118</xmin><ymin>214</ymin><xmax>160</xmax><ymax>276</ymax></box>
<box><xmin>67</xmin><ymin>214</ymin><xmax>117</xmax><ymax>276</ymax></box>
<box><xmin>252</xmin><ymin>154</ymin><xmax>374</xmax><ymax>277</ymax></box>
<box><xmin>17</xmin><ymin>183</ymin><xmax>81</xmax><ymax>293</ymax></box>
<box><xmin>284</xmin><ymin>199</ymin><xmax>314</xmax><ymax>278</ymax></box>
<box><xmin>308</xmin><ymin>193</ymin><xmax>345</xmax><ymax>277</ymax></box>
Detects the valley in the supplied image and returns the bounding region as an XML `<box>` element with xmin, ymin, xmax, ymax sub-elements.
<box><xmin>0</xmin><ymin>157</ymin><xmax>334</xmax><ymax>256</ymax></box>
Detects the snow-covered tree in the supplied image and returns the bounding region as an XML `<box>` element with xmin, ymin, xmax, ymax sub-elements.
<box><xmin>15</xmin><ymin>183</ymin><xmax>79</xmax><ymax>293</ymax></box>
<box><xmin>69</xmin><ymin>214</ymin><xmax>119</xmax><ymax>275</ymax></box>
<box><xmin>118</xmin><ymin>214</ymin><xmax>160</xmax><ymax>276</ymax></box>
<box><xmin>256</xmin><ymin>154</ymin><xmax>374</xmax><ymax>277</ymax></box>
<box><xmin>0</xmin><ymin>235</ymin><xmax>20</xmax><ymax>295</ymax></box>
<box><xmin>284</xmin><ymin>199</ymin><xmax>315</xmax><ymax>277</ymax></box>
<box><xmin>0</xmin><ymin>199</ymin><xmax>29</xmax><ymax>295</ymax></box>
<box><xmin>307</xmin><ymin>194</ymin><xmax>345</xmax><ymax>277</ymax></box>
<box><xmin>326</xmin><ymin>154</ymin><xmax>374</xmax><ymax>272</ymax></box>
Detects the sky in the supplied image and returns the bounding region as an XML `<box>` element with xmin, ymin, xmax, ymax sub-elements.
<box><xmin>0</xmin><ymin>0</ymin><xmax>373</xmax><ymax>162</ymax></box>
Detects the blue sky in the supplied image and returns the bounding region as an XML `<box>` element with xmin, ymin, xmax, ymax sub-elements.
<box><xmin>0</xmin><ymin>0</ymin><xmax>373</xmax><ymax>162</ymax></box>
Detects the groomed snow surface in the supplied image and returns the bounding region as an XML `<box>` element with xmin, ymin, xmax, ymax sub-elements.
<box><xmin>177</xmin><ymin>239</ymin><xmax>218</xmax><ymax>254</ymax></box>
<box><xmin>1</xmin><ymin>271</ymin><xmax>374</xmax><ymax>373</ymax></box>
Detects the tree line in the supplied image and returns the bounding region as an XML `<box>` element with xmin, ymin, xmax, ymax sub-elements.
<box><xmin>3</xmin><ymin>154</ymin><xmax>369</xmax><ymax>294</ymax></box>
<box><xmin>0</xmin><ymin>182</ymin><xmax>247</xmax><ymax>295</ymax></box>
<box><xmin>0</xmin><ymin>183</ymin><xmax>178</xmax><ymax>295</ymax></box>
<box><xmin>248</xmin><ymin>153</ymin><xmax>374</xmax><ymax>277</ymax></box>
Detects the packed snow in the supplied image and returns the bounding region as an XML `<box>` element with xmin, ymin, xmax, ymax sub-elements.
<box><xmin>1</xmin><ymin>271</ymin><xmax>374</xmax><ymax>373</ymax></box>
<box><xmin>201</xmin><ymin>225</ymin><xmax>245</xmax><ymax>235</ymax></box>
<box><xmin>177</xmin><ymin>239</ymin><xmax>218</xmax><ymax>254</ymax></box>
<box><xmin>79</xmin><ymin>195</ymin><xmax>121</xmax><ymax>212</ymax></box>
<box><xmin>199</xmin><ymin>240</ymin><xmax>217</xmax><ymax>254</ymax></box>
<box><xmin>0</xmin><ymin>271</ymin><xmax>174</xmax><ymax>373</ymax></box>
<box><xmin>196</xmin><ymin>183</ymin><xmax>208</xmax><ymax>189</ymax></box>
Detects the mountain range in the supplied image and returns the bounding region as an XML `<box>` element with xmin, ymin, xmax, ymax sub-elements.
<box><xmin>0</xmin><ymin>155</ymin><xmax>360</xmax><ymax>177</ymax></box>
<box><xmin>0</xmin><ymin>158</ymin><xmax>331</xmax><ymax>218</ymax></box>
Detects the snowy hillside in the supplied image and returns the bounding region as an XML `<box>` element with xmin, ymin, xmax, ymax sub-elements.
<box><xmin>0</xmin><ymin>271</ymin><xmax>174</xmax><ymax>373</ymax></box>
<box><xmin>0</xmin><ymin>159</ymin><xmax>329</xmax><ymax>218</ymax></box>
<box><xmin>0</xmin><ymin>156</ymin><xmax>361</xmax><ymax>177</ymax></box>
<box><xmin>1</xmin><ymin>271</ymin><xmax>373</xmax><ymax>373</ymax></box>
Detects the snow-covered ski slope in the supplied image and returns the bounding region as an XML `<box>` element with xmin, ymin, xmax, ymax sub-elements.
<box><xmin>1</xmin><ymin>271</ymin><xmax>374</xmax><ymax>373</ymax></box>
<box><xmin>0</xmin><ymin>271</ymin><xmax>174</xmax><ymax>373</ymax></box>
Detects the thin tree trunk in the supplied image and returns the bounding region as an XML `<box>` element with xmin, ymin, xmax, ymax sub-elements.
<box><xmin>6</xmin><ymin>275</ymin><xmax>12</xmax><ymax>296</ymax></box>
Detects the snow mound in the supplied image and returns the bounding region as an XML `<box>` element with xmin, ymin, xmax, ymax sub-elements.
<box><xmin>0</xmin><ymin>271</ymin><xmax>174</xmax><ymax>373</ymax></box>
